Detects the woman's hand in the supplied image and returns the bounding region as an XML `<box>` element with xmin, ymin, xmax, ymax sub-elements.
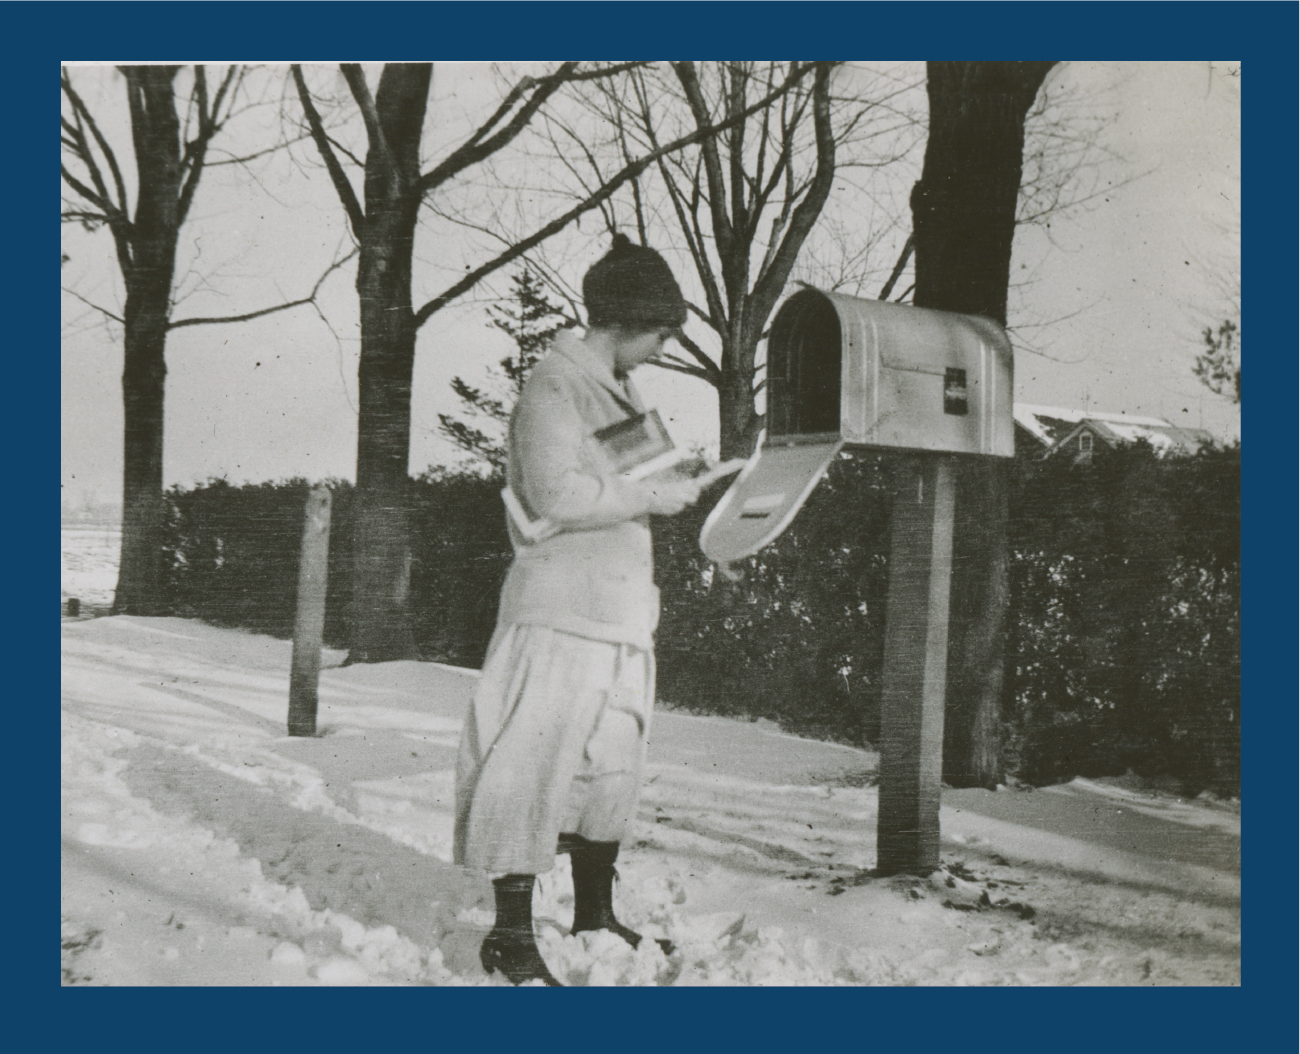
<box><xmin>644</xmin><ymin>477</ymin><xmax>702</xmax><ymax>516</ymax></box>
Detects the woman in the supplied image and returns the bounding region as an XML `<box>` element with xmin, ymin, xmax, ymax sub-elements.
<box><xmin>454</xmin><ymin>235</ymin><xmax>702</xmax><ymax>986</ymax></box>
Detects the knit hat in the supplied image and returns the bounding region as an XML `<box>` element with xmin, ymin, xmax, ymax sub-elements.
<box><xmin>582</xmin><ymin>233</ymin><xmax>687</xmax><ymax>330</ymax></box>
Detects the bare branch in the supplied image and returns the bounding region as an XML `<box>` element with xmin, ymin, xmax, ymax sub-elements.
<box><xmin>177</xmin><ymin>65</ymin><xmax>240</xmax><ymax>228</ymax></box>
<box><xmin>338</xmin><ymin>64</ymin><xmax>397</xmax><ymax>180</ymax></box>
<box><xmin>62</xmin><ymin>69</ymin><xmax>130</xmax><ymax>221</ymax></box>
<box><xmin>59</xmin><ymin>164</ymin><xmax>115</xmax><ymax>218</ymax></box>
<box><xmin>417</xmin><ymin>62</ymin><xmax>579</xmax><ymax>194</ymax></box>
<box><xmin>755</xmin><ymin>147</ymin><xmax>798</xmax><ymax>281</ymax></box>
<box><xmin>750</xmin><ymin>74</ymin><xmax>804</xmax><ymax>269</ymax></box>
<box><xmin>61</xmin><ymin>286</ymin><xmax>124</xmax><ymax>325</ymax></box>
<box><xmin>508</xmin><ymin>255</ymin><xmax>585</xmax><ymax>325</ymax></box>
<box><xmin>686</xmin><ymin>159</ymin><xmax>728</xmax><ymax>326</ymax></box>
<box><xmin>458</xmin><ymin>71</ymin><xmax>545</xmax><ymax>152</ymax></box>
<box><xmin>168</xmin><ymin>247</ymin><xmax>357</xmax><ymax>330</ymax></box>
<box><xmin>292</xmin><ymin>65</ymin><xmax>365</xmax><ymax>236</ymax></box>
<box><xmin>750</xmin><ymin>63</ymin><xmax>838</xmax><ymax>334</ymax></box>
<box><xmin>619</xmin><ymin>123</ymin><xmax>648</xmax><ymax>245</ymax></box>
<box><xmin>205</xmin><ymin>130</ymin><xmax>315</xmax><ymax>166</ymax></box>
<box><xmin>562</xmin><ymin>61</ymin><xmax>647</xmax><ymax>85</ymax></box>
<box><xmin>878</xmin><ymin>232</ymin><xmax>914</xmax><ymax>300</ymax></box>
<box><xmin>727</xmin><ymin>63</ymin><xmax>753</xmax><ymax>238</ymax></box>
<box><xmin>659</xmin><ymin>153</ymin><xmax>725</xmax><ymax>325</ymax></box>
<box><xmin>61</xmin><ymin>209</ymin><xmax>110</xmax><ymax>226</ymax></box>
<box><xmin>323</xmin><ymin>133</ymin><xmax>365</xmax><ymax>169</ymax></box>
<box><xmin>649</xmin><ymin>356</ymin><xmax>715</xmax><ymax>383</ymax></box>
<box><xmin>209</xmin><ymin>63</ymin><xmax>239</xmax><ymax>124</ymax></box>
<box><xmin>413</xmin><ymin>64</ymin><xmax>816</xmax><ymax>330</ymax></box>
<box><xmin>673</xmin><ymin>62</ymin><xmax>735</xmax><ymax>265</ymax></box>
<box><xmin>62</xmin><ymin>110</ymin><xmax>119</xmax><ymax>222</ymax></box>
<box><xmin>750</xmin><ymin>64</ymin><xmax>778</xmax><ymax>205</ymax></box>
<box><xmin>670</xmin><ymin>330</ymin><xmax>723</xmax><ymax>381</ymax></box>
<box><xmin>62</xmin><ymin>75</ymin><xmax>136</xmax><ymax>278</ymax></box>
<box><xmin>631</xmin><ymin>75</ymin><xmax>728</xmax><ymax>326</ymax></box>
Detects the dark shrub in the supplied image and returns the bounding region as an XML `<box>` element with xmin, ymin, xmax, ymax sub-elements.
<box><xmin>161</xmin><ymin>443</ymin><xmax>1239</xmax><ymax>793</ymax></box>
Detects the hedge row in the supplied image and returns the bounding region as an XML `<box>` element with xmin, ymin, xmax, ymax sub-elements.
<box><xmin>161</xmin><ymin>444</ymin><xmax>1239</xmax><ymax>793</ymax></box>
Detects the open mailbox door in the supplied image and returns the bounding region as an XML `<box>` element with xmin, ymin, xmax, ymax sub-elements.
<box><xmin>699</xmin><ymin>432</ymin><xmax>844</xmax><ymax>564</ymax></box>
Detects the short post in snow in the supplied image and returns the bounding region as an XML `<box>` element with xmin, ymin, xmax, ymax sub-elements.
<box><xmin>288</xmin><ymin>485</ymin><xmax>332</xmax><ymax>737</ymax></box>
<box><xmin>875</xmin><ymin>454</ymin><xmax>956</xmax><ymax>875</ymax></box>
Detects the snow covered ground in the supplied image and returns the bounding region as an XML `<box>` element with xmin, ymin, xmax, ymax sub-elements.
<box><xmin>60</xmin><ymin>610</ymin><xmax>1239</xmax><ymax>987</ymax></box>
<box><xmin>61</xmin><ymin>529</ymin><xmax>1239</xmax><ymax>986</ymax></box>
<box><xmin>61</xmin><ymin>526</ymin><xmax>121</xmax><ymax>612</ymax></box>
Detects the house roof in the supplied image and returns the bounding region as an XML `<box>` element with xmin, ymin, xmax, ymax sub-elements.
<box><xmin>1013</xmin><ymin>403</ymin><xmax>1172</xmax><ymax>447</ymax></box>
<box><xmin>1055</xmin><ymin>418</ymin><xmax>1215</xmax><ymax>458</ymax></box>
<box><xmin>1014</xmin><ymin>404</ymin><xmax>1215</xmax><ymax>458</ymax></box>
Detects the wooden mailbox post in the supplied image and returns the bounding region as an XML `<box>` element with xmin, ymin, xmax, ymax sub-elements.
<box><xmin>875</xmin><ymin>455</ymin><xmax>955</xmax><ymax>873</ymax></box>
<box><xmin>701</xmin><ymin>288</ymin><xmax>1013</xmax><ymax>875</ymax></box>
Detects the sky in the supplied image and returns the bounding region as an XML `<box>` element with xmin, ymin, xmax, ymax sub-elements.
<box><xmin>60</xmin><ymin>61</ymin><xmax>1240</xmax><ymax>510</ymax></box>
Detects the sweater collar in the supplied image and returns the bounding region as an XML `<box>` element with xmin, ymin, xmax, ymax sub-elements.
<box><xmin>552</xmin><ymin>329</ymin><xmax>645</xmax><ymax>413</ymax></box>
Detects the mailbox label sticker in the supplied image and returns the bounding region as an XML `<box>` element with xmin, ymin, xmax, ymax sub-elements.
<box><xmin>739</xmin><ymin>492</ymin><xmax>787</xmax><ymax>519</ymax></box>
<box><xmin>944</xmin><ymin>368</ymin><xmax>968</xmax><ymax>416</ymax></box>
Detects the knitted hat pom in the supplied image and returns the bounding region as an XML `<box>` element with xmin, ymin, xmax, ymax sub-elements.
<box><xmin>583</xmin><ymin>234</ymin><xmax>687</xmax><ymax>331</ymax></box>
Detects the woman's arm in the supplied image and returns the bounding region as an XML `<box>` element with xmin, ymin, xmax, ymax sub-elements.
<box><xmin>512</xmin><ymin>374</ymin><xmax>698</xmax><ymax>529</ymax></box>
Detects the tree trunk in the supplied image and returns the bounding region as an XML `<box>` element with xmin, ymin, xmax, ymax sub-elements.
<box><xmin>345</xmin><ymin>64</ymin><xmax>430</xmax><ymax>663</ymax></box>
<box><xmin>114</xmin><ymin>298</ymin><xmax>170</xmax><ymax>614</ymax></box>
<box><xmin>113</xmin><ymin>66</ymin><xmax>183</xmax><ymax>616</ymax></box>
<box><xmin>910</xmin><ymin>61</ymin><xmax>1055</xmax><ymax>788</ymax></box>
<box><xmin>941</xmin><ymin>457</ymin><xmax>1011</xmax><ymax>785</ymax></box>
<box><xmin>717</xmin><ymin>356</ymin><xmax>761</xmax><ymax>461</ymax></box>
<box><xmin>349</xmin><ymin>227</ymin><xmax>420</xmax><ymax>662</ymax></box>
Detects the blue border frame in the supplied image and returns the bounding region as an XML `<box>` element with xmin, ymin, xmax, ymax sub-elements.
<box><xmin>38</xmin><ymin>1</ymin><xmax>1292</xmax><ymax>1048</ymax></box>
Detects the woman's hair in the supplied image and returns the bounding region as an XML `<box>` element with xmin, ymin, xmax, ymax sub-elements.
<box><xmin>582</xmin><ymin>233</ymin><xmax>687</xmax><ymax>331</ymax></box>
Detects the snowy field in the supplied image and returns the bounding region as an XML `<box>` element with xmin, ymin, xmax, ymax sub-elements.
<box><xmin>61</xmin><ymin>549</ymin><xmax>1239</xmax><ymax>986</ymax></box>
<box><xmin>62</xmin><ymin>526</ymin><xmax>121</xmax><ymax>611</ymax></box>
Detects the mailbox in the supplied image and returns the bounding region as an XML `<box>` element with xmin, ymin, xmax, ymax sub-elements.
<box><xmin>766</xmin><ymin>288</ymin><xmax>1014</xmax><ymax>456</ymax></box>
<box><xmin>701</xmin><ymin>288</ymin><xmax>1017</xmax><ymax>875</ymax></box>
<box><xmin>700</xmin><ymin>287</ymin><xmax>1013</xmax><ymax>565</ymax></box>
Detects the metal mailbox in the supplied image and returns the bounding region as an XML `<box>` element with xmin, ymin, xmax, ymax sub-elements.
<box><xmin>702</xmin><ymin>287</ymin><xmax>1018</xmax><ymax>877</ymax></box>
<box><xmin>766</xmin><ymin>287</ymin><xmax>1014</xmax><ymax>457</ymax></box>
<box><xmin>700</xmin><ymin>287</ymin><xmax>1013</xmax><ymax>565</ymax></box>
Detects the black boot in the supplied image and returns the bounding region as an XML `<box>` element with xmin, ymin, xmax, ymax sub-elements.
<box><xmin>479</xmin><ymin>874</ymin><xmax>562</xmax><ymax>986</ymax></box>
<box><xmin>569</xmin><ymin>839</ymin><xmax>674</xmax><ymax>956</ymax></box>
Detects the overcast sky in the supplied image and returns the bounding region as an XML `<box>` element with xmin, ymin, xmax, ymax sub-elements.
<box><xmin>61</xmin><ymin>60</ymin><xmax>1239</xmax><ymax>509</ymax></box>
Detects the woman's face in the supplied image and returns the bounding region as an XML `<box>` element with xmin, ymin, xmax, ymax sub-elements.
<box><xmin>613</xmin><ymin>326</ymin><xmax>677</xmax><ymax>374</ymax></box>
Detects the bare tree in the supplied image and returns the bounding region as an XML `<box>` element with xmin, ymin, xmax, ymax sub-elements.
<box><xmin>61</xmin><ymin>65</ymin><xmax>342</xmax><ymax>615</ymax></box>
<box><xmin>502</xmin><ymin>60</ymin><xmax>1125</xmax><ymax>781</ymax></box>
<box><xmin>292</xmin><ymin>61</ymin><xmax>818</xmax><ymax>662</ymax></box>
<box><xmin>518</xmin><ymin>62</ymin><xmax>922</xmax><ymax>459</ymax></box>
<box><xmin>518</xmin><ymin>61</ymin><xmax>1122</xmax><ymax>457</ymax></box>
<box><xmin>909</xmin><ymin>60</ymin><xmax>1058</xmax><ymax>789</ymax></box>
<box><xmin>806</xmin><ymin>64</ymin><xmax>1129</xmax><ymax>349</ymax></box>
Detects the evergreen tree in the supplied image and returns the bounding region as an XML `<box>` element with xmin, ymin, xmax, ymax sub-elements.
<box><xmin>438</xmin><ymin>268</ymin><xmax>572</xmax><ymax>472</ymax></box>
<box><xmin>1193</xmin><ymin>318</ymin><xmax>1241</xmax><ymax>404</ymax></box>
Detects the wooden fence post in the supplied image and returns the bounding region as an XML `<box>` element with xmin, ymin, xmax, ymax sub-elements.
<box><xmin>876</xmin><ymin>454</ymin><xmax>956</xmax><ymax>875</ymax></box>
<box><xmin>288</xmin><ymin>485</ymin><xmax>332</xmax><ymax>737</ymax></box>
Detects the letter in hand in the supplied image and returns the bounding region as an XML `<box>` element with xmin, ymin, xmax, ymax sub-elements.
<box><xmin>643</xmin><ymin>456</ymin><xmax>746</xmax><ymax>517</ymax></box>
